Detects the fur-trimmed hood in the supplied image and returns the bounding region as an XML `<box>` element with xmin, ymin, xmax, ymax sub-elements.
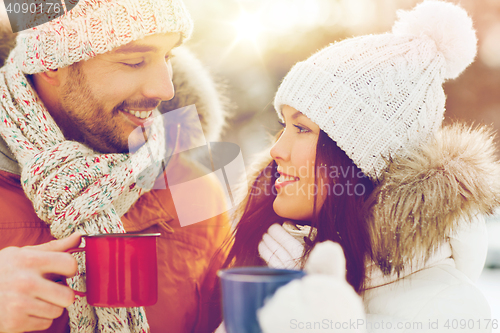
<box><xmin>0</xmin><ymin>28</ymin><xmax>16</xmax><ymax>68</ymax></box>
<box><xmin>370</xmin><ymin>123</ymin><xmax>500</xmax><ymax>276</ymax></box>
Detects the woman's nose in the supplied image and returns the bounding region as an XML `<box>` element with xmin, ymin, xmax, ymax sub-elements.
<box><xmin>270</xmin><ymin>130</ymin><xmax>291</xmax><ymax>162</ymax></box>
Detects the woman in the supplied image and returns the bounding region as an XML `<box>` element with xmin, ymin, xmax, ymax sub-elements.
<box><xmin>211</xmin><ymin>1</ymin><xmax>500</xmax><ymax>332</ymax></box>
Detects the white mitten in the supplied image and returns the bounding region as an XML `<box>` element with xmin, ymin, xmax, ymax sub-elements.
<box><xmin>258</xmin><ymin>223</ymin><xmax>304</xmax><ymax>269</ymax></box>
<box><xmin>258</xmin><ymin>241</ymin><xmax>366</xmax><ymax>333</ymax></box>
<box><xmin>304</xmin><ymin>241</ymin><xmax>347</xmax><ymax>278</ymax></box>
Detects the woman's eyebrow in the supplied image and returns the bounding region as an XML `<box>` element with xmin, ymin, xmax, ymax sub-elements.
<box><xmin>291</xmin><ymin>111</ymin><xmax>304</xmax><ymax>120</ymax></box>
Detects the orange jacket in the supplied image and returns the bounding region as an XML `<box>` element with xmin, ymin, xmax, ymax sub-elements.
<box><xmin>0</xmin><ymin>157</ymin><xmax>230</xmax><ymax>333</ymax></box>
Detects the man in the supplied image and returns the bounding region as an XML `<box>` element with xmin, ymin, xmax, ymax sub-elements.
<box><xmin>0</xmin><ymin>1</ymin><xmax>230</xmax><ymax>332</ymax></box>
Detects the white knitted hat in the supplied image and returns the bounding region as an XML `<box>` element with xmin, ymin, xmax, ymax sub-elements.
<box><xmin>274</xmin><ymin>0</ymin><xmax>477</xmax><ymax>179</ymax></box>
<box><xmin>13</xmin><ymin>0</ymin><xmax>193</xmax><ymax>74</ymax></box>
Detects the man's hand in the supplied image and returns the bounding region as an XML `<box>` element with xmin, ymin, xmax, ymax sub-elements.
<box><xmin>0</xmin><ymin>233</ymin><xmax>81</xmax><ymax>332</ymax></box>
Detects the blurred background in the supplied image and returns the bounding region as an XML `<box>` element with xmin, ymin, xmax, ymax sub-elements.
<box><xmin>181</xmin><ymin>0</ymin><xmax>500</xmax><ymax>319</ymax></box>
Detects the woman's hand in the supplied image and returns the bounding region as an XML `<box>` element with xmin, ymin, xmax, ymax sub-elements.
<box><xmin>258</xmin><ymin>224</ymin><xmax>304</xmax><ymax>269</ymax></box>
<box><xmin>258</xmin><ymin>241</ymin><xmax>366</xmax><ymax>333</ymax></box>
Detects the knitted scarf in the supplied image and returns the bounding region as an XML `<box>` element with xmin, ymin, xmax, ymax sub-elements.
<box><xmin>0</xmin><ymin>54</ymin><xmax>166</xmax><ymax>332</ymax></box>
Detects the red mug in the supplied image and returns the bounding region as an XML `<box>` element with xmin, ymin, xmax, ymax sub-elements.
<box><xmin>67</xmin><ymin>233</ymin><xmax>160</xmax><ymax>307</ymax></box>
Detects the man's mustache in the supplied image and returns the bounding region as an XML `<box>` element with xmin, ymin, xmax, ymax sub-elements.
<box><xmin>115</xmin><ymin>100</ymin><xmax>161</xmax><ymax>111</ymax></box>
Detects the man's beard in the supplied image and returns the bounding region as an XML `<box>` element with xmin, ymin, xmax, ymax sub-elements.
<box><xmin>60</xmin><ymin>64</ymin><xmax>128</xmax><ymax>153</ymax></box>
<box><xmin>59</xmin><ymin>64</ymin><xmax>160</xmax><ymax>154</ymax></box>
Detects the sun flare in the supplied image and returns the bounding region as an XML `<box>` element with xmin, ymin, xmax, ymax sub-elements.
<box><xmin>232</xmin><ymin>11</ymin><xmax>265</xmax><ymax>42</ymax></box>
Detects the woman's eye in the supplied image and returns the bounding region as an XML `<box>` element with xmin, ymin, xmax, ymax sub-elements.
<box><xmin>293</xmin><ymin>124</ymin><xmax>309</xmax><ymax>133</ymax></box>
<box><xmin>278</xmin><ymin>121</ymin><xmax>285</xmax><ymax>128</ymax></box>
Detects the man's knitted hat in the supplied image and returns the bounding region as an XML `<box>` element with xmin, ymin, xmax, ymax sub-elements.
<box><xmin>13</xmin><ymin>0</ymin><xmax>193</xmax><ymax>74</ymax></box>
<box><xmin>274</xmin><ymin>0</ymin><xmax>477</xmax><ymax>180</ymax></box>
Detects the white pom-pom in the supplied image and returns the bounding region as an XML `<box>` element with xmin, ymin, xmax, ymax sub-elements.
<box><xmin>392</xmin><ymin>0</ymin><xmax>477</xmax><ymax>79</ymax></box>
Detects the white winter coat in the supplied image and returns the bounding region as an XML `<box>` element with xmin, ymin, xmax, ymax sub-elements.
<box><xmin>364</xmin><ymin>216</ymin><xmax>491</xmax><ymax>333</ymax></box>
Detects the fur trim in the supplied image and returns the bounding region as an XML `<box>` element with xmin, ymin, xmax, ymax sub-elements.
<box><xmin>159</xmin><ymin>46</ymin><xmax>229</xmax><ymax>151</ymax></box>
<box><xmin>0</xmin><ymin>28</ymin><xmax>16</xmax><ymax>68</ymax></box>
<box><xmin>369</xmin><ymin>123</ymin><xmax>500</xmax><ymax>275</ymax></box>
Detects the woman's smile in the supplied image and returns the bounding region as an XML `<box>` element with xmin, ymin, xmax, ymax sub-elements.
<box><xmin>275</xmin><ymin>169</ymin><xmax>300</xmax><ymax>189</ymax></box>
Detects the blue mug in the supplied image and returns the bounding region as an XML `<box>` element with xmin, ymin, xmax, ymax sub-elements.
<box><xmin>218</xmin><ymin>267</ymin><xmax>306</xmax><ymax>333</ymax></box>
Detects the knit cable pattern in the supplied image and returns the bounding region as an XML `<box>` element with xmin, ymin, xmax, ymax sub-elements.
<box><xmin>14</xmin><ymin>0</ymin><xmax>193</xmax><ymax>74</ymax></box>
